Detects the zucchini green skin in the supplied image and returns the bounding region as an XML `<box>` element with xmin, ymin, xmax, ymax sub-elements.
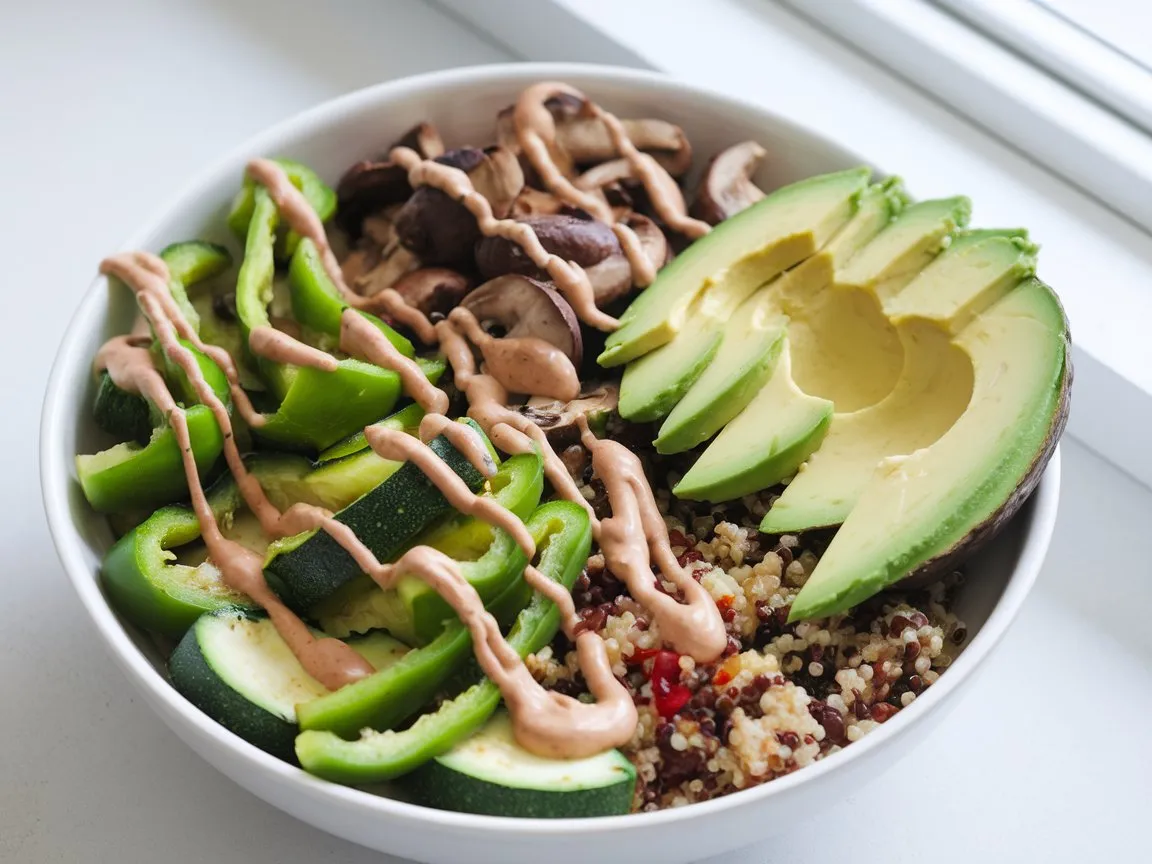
<box><xmin>318</xmin><ymin>403</ymin><xmax>425</xmax><ymax>463</ymax></box>
<box><xmin>169</xmin><ymin>610</ymin><xmax>298</xmax><ymax>760</ymax></box>
<box><xmin>408</xmin><ymin>712</ymin><xmax>636</xmax><ymax>818</ymax></box>
<box><xmin>311</xmin><ymin>450</ymin><xmax>544</xmax><ymax>645</ymax></box>
<box><xmin>264</xmin><ymin>421</ymin><xmax>491</xmax><ymax>612</ymax></box>
<box><xmin>169</xmin><ymin>609</ymin><xmax>407</xmax><ymax>761</ymax></box>
<box><xmin>288</xmin><ymin>238</ymin><xmax>415</xmax><ymax>357</ymax></box>
<box><xmin>295</xmin><ymin>500</ymin><xmax>592</xmax><ymax>784</ymax></box>
<box><xmin>93</xmin><ymin>371</ymin><xmax>154</xmax><ymax>444</ymax></box>
<box><xmin>76</xmin><ymin>404</ymin><xmax>224</xmax><ymax>514</ymax></box>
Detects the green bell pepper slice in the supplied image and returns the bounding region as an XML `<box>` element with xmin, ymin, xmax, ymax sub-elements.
<box><xmin>78</xmin><ymin>339</ymin><xmax>233</xmax><ymax>514</ymax></box>
<box><xmin>235</xmin><ymin>189</ymin><xmax>422</xmax><ymax>453</ymax></box>
<box><xmin>227</xmin><ymin>157</ymin><xmax>336</xmax><ymax>259</ymax></box>
<box><xmin>295</xmin><ymin>500</ymin><xmax>592</xmax><ymax>782</ymax></box>
<box><xmin>92</xmin><ymin>240</ymin><xmax>234</xmax><ymax>443</ymax></box>
<box><xmin>317</xmin><ymin>403</ymin><xmax>426</xmax><ymax>463</ymax></box>
<box><xmin>77</xmin><ymin>404</ymin><xmax>224</xmax><ymax>515</ymax></box>
<box><xmin>288</xmin><ymin>238</ymin><xmax>415</xmax><ymax>356</ymax></box>
<box><xmin>100</xmin><ymin>464</ymin><xmax>270</xmax><ymax>636</ymax></box>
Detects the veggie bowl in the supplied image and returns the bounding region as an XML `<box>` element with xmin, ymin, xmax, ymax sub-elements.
<box><xmin>41</xmin><ymin>63</ymin><xmax>1064</xmax><ymax>864</ymax></box>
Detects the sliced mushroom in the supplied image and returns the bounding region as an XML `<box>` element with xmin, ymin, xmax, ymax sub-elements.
<box><xmin>510</xmin><ymin>187</ymin><xmax>568</xmax><ymax>218</ymax></box>
<box><xmin>341</xmin><ymin>208</ymin><xmax>420</xmax><ymax>297</ymax></box>
<box><xmin>471</xmin><ymin>147</ymin><xmax>525</xmax><ymax>218</ymax></box>
<box><xmin>520</xmin><ymin>384</ymin><xmax>620</xmax><ymax>449</ymax></box>
<box><xmin>334</xmin><ymin>123</ymin><xmax>447</xmax><ymax>237</ymax></box>
<box><xmin>623</xmin><ymin>212</ymin><xmax>671</xmax><ymax>271</ymax></box>
<box><xmin>474</xmin><ymin>213</ymin><xmax>636</xmax><ymax>305</ymax></box>
<box><xmin>335</xmin><ymin>159</ymin><xmax>411</xmax><ymax>236</ymax></box>
<box><xmin>393</xmin><ymin>121</ymin><xmax>445</xmax><ymax>160</ymax></box>
<box><xmin>391</xmin><ymin>268</ymin><xmax>472</xmax><ymax>317</ymax></box>
<box><xmin>394</xmin><ymin>147</ymin><xmax>525</xmax><ymax>268</ymax></box>
<box><xmin>460</xmin><ymin>274</ymin><xmax>582</xmax><ymax>366</ymax></box>
<box><xmin>498</xmin><ymin>106</ymin><xmax>693</xmax><ymax>178</ymax></box>
<box><xmin>690</xmin><ymin>141</ymin><xmax>768</xmax><ymax>225</ymax></box>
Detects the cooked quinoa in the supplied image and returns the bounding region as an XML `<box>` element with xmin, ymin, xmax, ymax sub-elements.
<box><xmin>527</xmin><ymin>417</ymin><xmax>968</xmax><ymax>813</ymax></box>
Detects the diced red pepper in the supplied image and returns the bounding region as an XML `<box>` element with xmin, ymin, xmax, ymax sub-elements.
<box><xmin>668</xmin><ymin>530</ymin><xmax>690</xmax><ymax>549</ymax></box>
<box><xmin>626</xmin><ymin>646</ymin><xmax>663</xmax><ymax>666</ymax></box>
<box><xmin>650</xmin><ymin>650</ymin><xmax>692</xmax><ymax>718</ymax></box>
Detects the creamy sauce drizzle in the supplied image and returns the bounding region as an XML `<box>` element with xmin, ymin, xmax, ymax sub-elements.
<box><xmin>96</xmin><ymin>82</ymin><xmax>727</xmax><ymax>759</ymax></box>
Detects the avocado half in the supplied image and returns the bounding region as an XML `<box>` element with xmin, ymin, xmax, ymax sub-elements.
<box><xmin>603</xmin><ymin>168</ymin><xmax>1070</xmax><ymax>620</ymax></box>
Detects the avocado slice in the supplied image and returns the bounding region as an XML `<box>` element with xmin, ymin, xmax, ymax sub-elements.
<box><xmin>651</xmin><ymin>180</ymin><xmax>909</xmax><ymax>453</ymax></box>
<box><xmin>672</xmin><ymin>197</ymin><xmax>972</xmax><ymax>501</ymax></box>
<box><xmin>672</xmin><ymin>344</ymin><xmax>833</xmax><ymax>502</ymax></box>
<box><xmin>600</xmin><ymin>167</ymin><xmax>872</xmax><ymax>368</ymax></box>
<box><xmin>761</xmin><ymin>231</ymin><xmax>1037</xmax><ymax>533</ymax></box>
<box><xmin>616</xmin><ymin>171</ymin><xmax>877</xmax><ymax>420</ymax></box>
<box><xmin>788</xmin><ymin>279</ymin><xmax>1069</xmax><ymax>620</ymax></box>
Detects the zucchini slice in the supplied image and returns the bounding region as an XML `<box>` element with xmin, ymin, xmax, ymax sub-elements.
<box><xmin>408</xmin><ymin>711</ymin><xmax>636</xmax><ymax>818</ymax></box>
<box><xmin>313</xmin><ymin>450</ymin><xmax>544</xmax><ymax>646</ymax></box>
<box><xmin>264</xmin><ymin>420</ymin><xmax>494</xmax><ymax>612</ymax></box>
<box><xmin>169</xmin><ymin>609</ymin><xmax>406</xmax><ymax>760</ymax></box>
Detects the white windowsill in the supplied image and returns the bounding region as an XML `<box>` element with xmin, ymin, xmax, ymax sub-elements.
<box><xmin>435</xmin><ymin>0</ymin><xmax>1152</xmax><ymax>491</ymax></box>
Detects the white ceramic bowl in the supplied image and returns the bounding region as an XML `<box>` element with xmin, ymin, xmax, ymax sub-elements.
<box><xmin>41</xmin><ymin>63</ymin><xmax>1061</xmax><ymax>864</ymax></box>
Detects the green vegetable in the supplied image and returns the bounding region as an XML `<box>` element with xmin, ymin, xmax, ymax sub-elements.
<box><xmin>159</xmin><ymin>240</ymin><xmax>233</xmax><ymax>333</ymax></box>
<box><xmin>77</xmin><ymin>338</ymin><xmax>232</xmax><ymax>514</ymax></box>
<box><xmin>169</xmin><ymin>609</ymin><xmax>408</xmax><ymax>760</ymax></box>
<box><xmin>227</xmin><ymin>157</ymin><xmax>336</xmax><ymax>259</ymax></box>
<box><xmin>295</xmin><ymin>500</ymin><xmax>592</xmax><ymax>783</ymax></box>
<box><xmin>407</xmin><ymin>711</ymin><xmax>636</xmax><ymax>818</ymax></box>
<box><xmin>100</xmin><ymin>469</ymin><xmax>260</xmax><ymax>636</ymax></box>
<box><xmin>100</xmin><ymin>450</ymin><xmax>407</xmax><ymax>637</ymax></box>
<box><xmin>264</xmin><ymin>420</ymin><xmax>494</xmax><ymax>612</ymax></box>
<box><xmin>288</xmin><ymin>238</ymin><xmax>414</xmax><ymax>355</ymax></box>
<box><xmin>317</xmin><ymin>403</ymin><xmax>426</xmax><ymax>463</ymax></box>
<box><xmin>92</xmin><ymin>371</ymin><xmax>155</xmax><ymax>444</ymax></box>
<box><xmin>312</xmin><ymin>450</ymin><xmax>544</xmax><ymax>645</ymax></box>
<box><xmin>77</xmin><ymin>403</ymin><xmax>224</xmax><ymax>515</ymax></box>
<box><xmin>234</xmin><ymin>189</ymin><xmax>417</xmax><ymax>453</ymax></box>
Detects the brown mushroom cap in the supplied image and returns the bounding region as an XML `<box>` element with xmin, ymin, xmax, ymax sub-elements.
<box><xmin>391</xmin><ymin>268</ymin><xmax>472</xmax><ymax>317</ymax></box>
<box><xmin>459</xmin><ymin>274</ymin><xmax>583</xmax><ymax>366</ymax></box>
<box><xmin>474</xmin><ymin>213</ymin><xmax>635</xmax><ymax>305</ymax></box>
<box><xmin>690</xmin><ymin>141</ymin><xmax>768</xmax><ymax>226</ymax></box>
<box><xmin>393</xmin><ymin>122</ymin><xmax>445</xmax><ymax>160</ymax></box>
<box><xmin>394</xmin><ymin>147</ymin><xmax>524</xmax><ymax>269</ymax></box>
<box><xmin>335</xmin><ymin>160</ymin><xmax>412</xmax><ymax>236</ymax></box>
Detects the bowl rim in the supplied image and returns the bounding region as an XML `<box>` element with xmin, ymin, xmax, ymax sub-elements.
<box><xmin>40</xmin><ymin>61</ymin><xmax>1061</xmax><ymax>836</ymax></box>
